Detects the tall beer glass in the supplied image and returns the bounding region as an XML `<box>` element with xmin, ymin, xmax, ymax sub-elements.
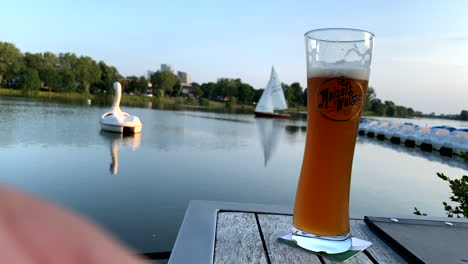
<box><xmin>292</xmin><ymin>28</ymin><xmax>374</xmax><ymax>254</ymax></box>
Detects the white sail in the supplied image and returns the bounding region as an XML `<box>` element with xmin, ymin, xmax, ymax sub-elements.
<box><xmin>269</xmin><ymin>67</ymin><xmax>288</xmax><ymax>110</ymax></box>
<box><xmin>255</xmin><ymin>77</ymin><xmax>274</xmax><ymax>113</ymax></box>
<box><xmin>255</xmin><ymin>66</ymin><xmax>287</xmax><ymax>113</ymax></box>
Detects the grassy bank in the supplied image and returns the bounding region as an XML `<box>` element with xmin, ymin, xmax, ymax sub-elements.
<box><xmin>0</xmin><ymin>88</ymin><xmax>253</xmax><ymax>110</ymax></box>
<box><xmin>0</xmin><ymin>88</ymin><xmax>91</xmax><ymax>104</ymax></box>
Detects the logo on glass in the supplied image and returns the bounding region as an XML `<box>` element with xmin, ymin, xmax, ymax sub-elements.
<box><xmin>315</xmin><ymin>76</ymin><xmax>363</xmax><ymax>121</ymax></box>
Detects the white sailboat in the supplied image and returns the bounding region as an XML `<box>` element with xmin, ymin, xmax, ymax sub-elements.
<box><xmin>254</xmin><ymin>67</ymin><xmax>290</xmax><ymax>119</ymax></box>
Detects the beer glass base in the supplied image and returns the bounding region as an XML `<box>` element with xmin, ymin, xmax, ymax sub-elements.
<box><xmin>292</xmin><ymin>227</ymin><xmax>351</xmax><ymax>254</ymax></box>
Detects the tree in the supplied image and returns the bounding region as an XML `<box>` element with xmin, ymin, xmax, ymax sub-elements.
<box><xmin>0</xmin><ymin>42</ymin><xmax>23</xmax><ymax>85</ymax></box>
<box><xmin>42</xmin><ymin>67</ymin><xmax>61</xmax><ymax>91</ymax></box>
<box><xmin>92</xmin><ymin>61</ymin><xmax>121</xmax><ymax>93</ymax></box>
<box><xmin>238</xmin><ymin>83</ymin><xmax>254</xmax><ymax>104</ymax></box>
<box><xmin>253</xmin><ymin>88</ymin><xmax>263</xmax><ymax>103</ymax></box>
<box><xmin>123</xmin><ymin>76</ymin><xmax>148</xmax><ymax>94</ymax></box>
<box><xmin>414</xmin><ymin>172</ymin><xmax>468</xmax><ymax>218</ymax></box>
<box><xmin>74</xmin><ymin>56</ymin><xmax>101</xmax><ymax>94</ymax></box>
<box><xmin>303</xmin><ymin>88</ymin><xmax>308</xmax><ymax>106</ymax></box>
<box><xmin>289</xmin><ymin>82</ymin><xmax>304</xmax><ymax>106</ymax></box>
<box><xmin>192</xmin><ymin>82</ymin><xmax>203</xmax><ymax>97</ymax></box>
<box><xmin>371</xmin><ymin>99</ymin><xmax>385</xmax><ymax>116</ymax></box>
<box><xmin>215</xmin><ymin>78</ymin><xmax>230</xmax><ymax>97</ymax></box>
<box><xmin>23</xmin><ymin>52</ymin><xmax>43</xmax><ymax>70</ymax></box>
<box><xmin>396</xmin><ymin>106</ymin><xmax>408</xmax><ymax>117</ymax></box>
<box><xmin>60</xmin><ymin>70</ymin><xmax>77</xmax><ymax>92</ymax></box>
<box><xmin>17</xmin><ymin>68</ymin><xmax>41</xmax><ymax>93</ymax></box>
<box><xmin>58</xmin><ymin>53</ymin><xmax>78</xmax><ymax>72</ymax></box>
<box><xmin>460</xmin><ymin>110</ymin><xmax>468</xmax><ymax>121</ymax></box>
<box><xmin>150</xmin><ymin>71</ymin><xmax>179</xmax><ymax>96</ymax></box>
<box><xmin>364</xmin><ymin>86</ymin><xmax>376</xmax><ymax>111</ymax></box>
<box><xmin>172</xmin><ymin>79</ymin><xmax>182</xmax><ymax>96</ymax></box>
<box><xmin>385</xmin><ymin>105</ymin><xmax>396</xmax><ymax>117</ymax></box>
<box><xmin>200</xmin><ymin>82</ymin><xmax>216</xmax><ymax>98</ymax></box>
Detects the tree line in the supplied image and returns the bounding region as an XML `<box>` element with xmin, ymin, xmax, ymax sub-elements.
<box><xmin>1</xmin><ymin>41</ymin><xmax>466</xmax><ymax>119</ymax></box>
<box><xmin>0</xmin><ymin>42</ymin><xmax>121</xmax><ymax>95</ymax></box>
<box><xmin>363</xmin><ymin>87</ymin><xmax>419</xmax><ymax>118</ymax></box>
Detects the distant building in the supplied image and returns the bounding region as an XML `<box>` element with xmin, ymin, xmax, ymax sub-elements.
<box><xmin>161</xmin><ymin>64</ymin><xmax>174</xmax><ymax>73</ymax></box>
<box><xmin>177</xmin><ymin>71</ymin><xmax>192</xmax><ymax>84</ymax></box>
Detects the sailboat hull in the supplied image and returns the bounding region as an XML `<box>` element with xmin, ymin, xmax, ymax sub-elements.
<box><xmin>254</xmin><ymin>111</ymin><xmax>291</xmax><ymax>119</ymax></box>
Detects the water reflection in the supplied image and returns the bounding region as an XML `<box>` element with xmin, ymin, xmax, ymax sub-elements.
<box><xmin>285</xmin><ymin>125</ymin><xmax>307</xmax><ymax>135</ymax></box>
<box><xmin>357</xmin><ymin>136</ymin><xmax>468</xmax><ymax>170</ymax></box>
<box><xmin>255</xmin><ymin>118</ymin><xmax>286</xmax><ymax>166</ymax></box>
<box><xmin>99</xmin><ymin>131</ymin><xmax>141</xmax><ymax>175</ymax></box>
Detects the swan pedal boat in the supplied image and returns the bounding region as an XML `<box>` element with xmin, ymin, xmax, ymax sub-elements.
<box><xmin>100</xmin><ymin>82</ymin><xmax>142</xmax><ymax>134</ymax></box>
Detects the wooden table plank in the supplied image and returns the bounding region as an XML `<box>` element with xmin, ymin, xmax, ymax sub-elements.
<box><xmin>257</xmin><ymin>214</ymin><xmax>322</xmax><ymax>264</ymax></box>
<box><xmin>214</xmin><ymin>212</ymin><xmax>268</xmax><ymax>264</ymax></box>
<box><xmin>350</xmin><ymin>220</ymin><xmax>406</xmax><ymax>263</ymax></box>
<box><xmin>257</xmin><ymin>214</ymin><xmax>408</xmax><ymax>264</ymax></box>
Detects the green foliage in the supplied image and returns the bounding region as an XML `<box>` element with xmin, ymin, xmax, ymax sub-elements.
<box><xmin>123</xmin><ymin>76</ymin><xmax>148</xmax><ymax>94</ymax></box>
<box><xmin>17</xmin><ymin>68</ymin><xmax>41</xmax><ymax>93</ymax></box>
<box><xmin>385</xmin><ymin>105</ymin><xmax>396</xmax><ymax>117</ymax></box>
<box><xmin>253</xmin><ymin>88</ymin><xmax>263</xmax><ymax>104</ymax></box>
<box><xmin>0</xmin><ymin>43</ymin><xmax>121</xmax><ymax>96</ymax></box>
<box><xmin>93</xmin><ymin>61</ymin><xmax>121</xmax><ymax>93</ymax></box>
<box><xmin>74</xmin><ymin>56</ymin><xmax>101</xmax><ymax>94</ymax></box>
<box><xmin>150</xmin><ymin>71</ymin><xmax>179</xmax><ymax>96</ymax></box>
<box><xmin>362</xmin><ymin>89</ymin><xmax>422</xmax><ymax>118</ymax></box>
<box><xmin>172</xmin><ymin>79</ymin><xmax>182</xmax><ymax>96</ymax></box>
<box><xmin>237</xmin><ymin>83</ymin><xmax>254</xmax><ymax>104</ymax></box>
<box><xmin>225</xmin><ymin>96</ymin><xmax>237</xmax><ymax>108</ymax></box>
<box><xmin>461</xmin><ymin>152</ymin><xmax>468</xmax><ymax>161</ymax></box>
<box><xmin>413</xmin><ymin>207</ymin><xmax>427</xmax><ymax>216</ymax></box>
<box><xmin>415</xmin><ymin>172</ymin><xmax>468</xmax><ymax>218</ymax></box>
<box><xmin>282</xmin><ymin>82</ymin><xmax>304</xmax><ymax>107</ymax></box>
<box><xmin>371</xmin><ymin>99</ymin><xmax>385</xmax><ymax>116</ymax></box>
<box><xmin>460</xmin><ymin>110</ymin><xmax>468</xmax><ymax>121</ymax></box>
<box><xmin>303</xmin><ymin>88</ymin><xmax>308</xmax><ymax>106</ymax></box>
<box><xmin>60</xmin><ymin>70</ymin><xmax>77</xmax><ymax>92</ymax></box>
<box><xmin>199</xmin><ymin>98</ymin><xmax>210</xmax><ymax>106</ymax></box>
<box><xmin>200</xmin><ymin>82</ymin><xmax>216</xmax><ymax>98</ymax></box>
<box><xmin>364</xmin><ymin>86</ymin><xmax>376</xmax><ymax>111</ymax></box>
<box><xmin>174</xmin><ymin>97</ymin><xmax>184</xmax><ymax>105</ymax></box>
<box><xmin>437</xmin><ymin>173</ymin><xmax>468</xmax><ymax>218</ymax></box>
<box><xmin>42</xmin><ymin>67</ymin><xmax>60</xmax><ymax>91</ymax></box>
<box><xmin>192</xmin><ymin>82</ymin><xmax>203</xmax><ymax>97</ymax></box>
<box><xmin>187</xmin><ymin>94</ymin><xmax>197</xmax><ymax>104</ymax></box>
<box><xmin>0</xmin><ymin>42</ymin><xmax>23</xmax><ymax>83</ymax></box>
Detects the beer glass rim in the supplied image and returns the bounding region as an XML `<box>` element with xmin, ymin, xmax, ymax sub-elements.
<box><xmin>304</xmin><ymin>28</ymin><xmax>375</xmax><ymax>42</ymax></box>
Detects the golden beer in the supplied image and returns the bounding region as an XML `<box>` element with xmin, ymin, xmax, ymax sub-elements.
<box><xmin>293</xmin><ymin>76</ymin><xmax>368</xmax><ymax>236</ymax></box>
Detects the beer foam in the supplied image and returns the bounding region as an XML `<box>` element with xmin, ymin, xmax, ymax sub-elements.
<box><xmin>307</xmin><ymin>61</ymin><xmax>370</xmax><ymax>80</ymax></box>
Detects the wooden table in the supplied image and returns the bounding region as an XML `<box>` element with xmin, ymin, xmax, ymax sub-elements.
<box><xmin>168</xmin><ymin>200</ymin><xmax>410</xmax><ymax>264</ymax></box>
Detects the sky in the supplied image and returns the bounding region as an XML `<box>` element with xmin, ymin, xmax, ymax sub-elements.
<box><xmin>1</xmin><ymin>0</ymin><xmax>468</xmax><ymax>114</ymax></box>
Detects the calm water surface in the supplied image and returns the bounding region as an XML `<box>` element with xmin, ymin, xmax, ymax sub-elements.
<box><xmin>0</xmin><ymin>97</ymin><xmax>467</xmax><ymax>254</ymax></box>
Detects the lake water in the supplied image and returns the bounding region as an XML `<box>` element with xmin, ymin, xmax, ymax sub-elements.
<box><xmin>0</xmin><ymin>97</ymin><xmax>467</xmax><ymax>254</ymax></box>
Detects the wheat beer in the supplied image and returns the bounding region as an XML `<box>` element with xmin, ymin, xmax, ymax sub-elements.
<box><xmin>292</xmin><ymin>28</ymin><xmax>374</xmax><ymax>254</ymax></box>
<box><xmin>293</xmin><ymin>74</ymin><xmax>368</xmax><ymax>236</ymax></box>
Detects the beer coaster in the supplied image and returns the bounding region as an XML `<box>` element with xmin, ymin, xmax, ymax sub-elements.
<box><xmin>278</xmin><ymin>233</ymin><xmax>372</xmax><ymax>262</ymax></box>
